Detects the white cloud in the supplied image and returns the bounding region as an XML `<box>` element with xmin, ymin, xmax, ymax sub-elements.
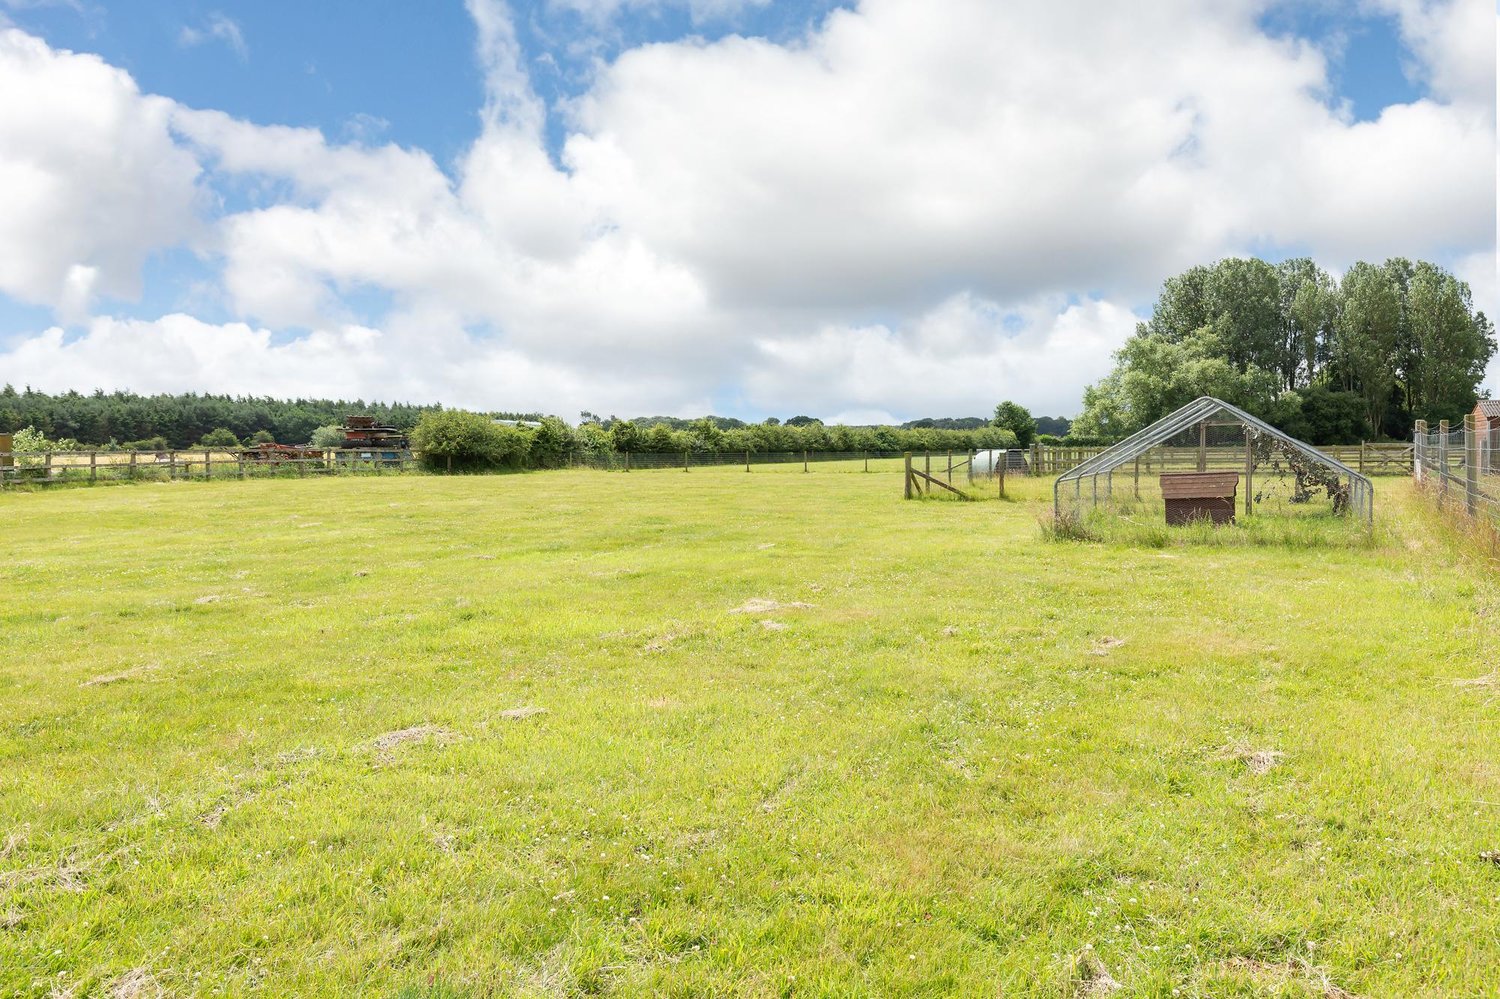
<box><xmin>743</xmin><ymin>295</ymin><xmax>1139</xmax><ymax>418</ymax></box>
<box><xmin>178</xmin><ymin>13</ymin><xmax>248</xmax><ymax>62</ymax></box>
<box><xmin>1369</xmin><ymin>0</ymin><xmax>1494</xmax><ymax>107</ymax></box>
<box><xmin>0</xmin><ymin>310</ymin><xmax>716</xmax><ymax>417</ymax></box>
<box><xmin>0</xmin><ymin>0</ymin><xmax>1494</xmax><ymax>418</ymax></box>
<box><xmin>0</xmin><ymin>29</ymin><xmax>202</xmax><ymax>319</ymax></box>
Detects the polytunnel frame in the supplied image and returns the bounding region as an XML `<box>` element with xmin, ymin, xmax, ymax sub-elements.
<box><xmin>1052</xmin><ymin>396</ymin><xmax>1374</xmax><ymax>523</ymax></box>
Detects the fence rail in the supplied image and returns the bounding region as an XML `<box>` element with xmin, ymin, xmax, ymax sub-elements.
<box><xmin>1029</xmin><ymin>441</ymin><xmax>1413</xmax><ymax>475</ymax></box>
<box><xmin>0</xmin><ymin>449</ymin><xmax>416</xmax><ymax>487</ymax></box>
<box><xmin>0</xmin><ymin>440</ymin><xmax>1419</xmax><ymax>491</ymax></box>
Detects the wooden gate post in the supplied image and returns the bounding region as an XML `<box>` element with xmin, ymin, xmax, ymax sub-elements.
<box><xmin>946</xmin><ymin>450</ymin><xmax>952</xmax><ymax>484</ymax></box>
<box><xmin>904</xmin><ymin>452</ymin><xmax>913</xmax><ymax>499</ymax></box>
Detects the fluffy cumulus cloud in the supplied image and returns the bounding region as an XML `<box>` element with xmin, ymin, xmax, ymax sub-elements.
<box><xmin>0</xmin><ymin>0</ymin><xmax>1494</xmax><ymax>418</ymax></box>
<box><xmin>0</xmin><ymin>29</ymin><xmax>201</xmax><ymax>320</ymax></box>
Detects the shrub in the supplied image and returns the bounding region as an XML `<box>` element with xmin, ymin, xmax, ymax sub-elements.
<box><xmin>527</xmin><ymin>417</ymin><xmax>574</xmax><ymax>468</ymax></box>
<box><xmin>309</xmin><ymin>425</ymin><xmax>345</xmax><ymax>449</ymax></box>
<box><xmin>197</xmin><ymin>428</ymin><xmax>242</xmax><ymax>449</ymax></box>
<box><xmin>248</xmin><ymin>430</ymin><xmax>277</xmax><ymax>445</ymax></box>
<box><xmin>121</xmin><ymin>436</ymin><xmax>170</xmax><ymax>452</ymax></box>
<box><xmin>410</xmin><ymin>410</ymin><xmax>530</xmax><ymax>471</ymax></box>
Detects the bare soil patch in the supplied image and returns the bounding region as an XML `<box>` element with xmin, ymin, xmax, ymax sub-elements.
<box><xmin>728</xmin><ymin>598</ymin><xmax>814</xmax><ymax>615</ymax></box>
<box><xmin>371</xmin><ymin>724</ymin><xmax>455</xmax><ymax>753</ymax></box>
<box><xmin>1069</xmin><ymin>947</ymin><xmax>1121</xmax><ymax>996</ymax></box>
<box><xmin>1217</xmin><ymin>742</ymin><xmax>1285</xmax><ymax>775</ymax></box>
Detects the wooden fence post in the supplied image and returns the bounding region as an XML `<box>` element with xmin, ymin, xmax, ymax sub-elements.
<box><xmin>746</xmin><ymin>450</ymin><xmax>751</xmax><ymax>473</ymax></box>
<box><xmin>1439</xmin><ymin>420</ymin><xmax>1450</xmax><ymax>495</ymax></box>
<box><xmin>1414</xmin><ymin>420</ymin><xmax>1426</xmax><ymax>482</ymax></box>
<box><xmin>685</xmin><ymin>450</ymin><xmax>690</xmax><ymax>472</ymax></box>
<box><xmin>998</xmin><ymin>458</ymin><xmax>1006</xmax><ymax>499</ymax></box>
<box><xmin>1197</xmin><ymin>422</ymin><xmax>1207</xmax><ymax>471</ymax></box>
<box><xmin>864</xmin><ymin>450</ymin><xmax>869</xmax><ymax>473</ymax></box>
<box><xmin>204</xmin><ymin>449</ymin><xmax>212</xmax><ymax>480</ymax></box>
<box><xmin>1359</xmin><ymin>441</ymin><xmax>1366</xmax><ymax>475</ymax></box>
<box><xmin>1133</xmin><ymin>456</ymin><xmax>1140</xmax><ymax>498</ymax></box>
<box><xmin>625</xmin><ymin>451</ymin><xmax>631</xmax><ymax>472</ymax></box>
<box><xmin>803</xmin><ymin>450</ymin><xmax>809</xmax><ymax>473</ymax></box>
<box><xmin>129</xmin><ymin>450</ymin><xmax>137</xmax><ymax>477</ymax></box>
<box><xmin>1244</xmin><ymin>435</ymin><xmax>1253</xmax><ymax>517</ymax></box>
<box><xmin>904</xmin><ymin>452</ymin><xmax>913</xmax><ymax>499</ymax></box>
<box><xmin>90</xmin><ymin>450</ymin><xmax>97</xmax><ymax>483</ymax></box>
<box><xmin>168</xmin><ymin>451</ymin><xmax>176</xmax><ymax>480</ymax></box>
<box><xmin>1466</xmin><ymin>415</ymin><xmax>1480</xmax><ymax>516</ymax></box>
<box><xmin>946</xmin><ymin>450</ymin><xmax>952</xmax><ymax>484</ymax></box>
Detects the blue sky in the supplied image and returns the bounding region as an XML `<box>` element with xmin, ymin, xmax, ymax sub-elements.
<box><xmin>0</xmin><ymin>0</ymin><xmax>1492</xmax><ymax>420</ymax></box>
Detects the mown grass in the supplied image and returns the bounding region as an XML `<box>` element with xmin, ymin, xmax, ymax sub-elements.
<box><xmin>1</xmin><ymin>470</ymin><xmax>1497</xmax><ymax>996</ymax></box>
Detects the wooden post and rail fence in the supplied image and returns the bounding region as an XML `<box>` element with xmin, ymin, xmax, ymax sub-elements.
<box><xmin>0</xmin><ymin>440</ymin><xmax>1416</xmax><ymax>490</ymax></box>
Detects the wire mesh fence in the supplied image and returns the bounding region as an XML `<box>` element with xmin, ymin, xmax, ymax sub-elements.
<box><xmin>1054</xmin><ymin>397</ymin><xmax>1374</xmax><ymax>525</ymax></box>
<box><xmin>568</xmin><ymin>449</ymin><xmax>914</xmax><ymax>473</ymax></box>
<box><xmin>1412</xmin><ymin>417</ymin><xmax>1500</xmax><ymax>531</ymax></box>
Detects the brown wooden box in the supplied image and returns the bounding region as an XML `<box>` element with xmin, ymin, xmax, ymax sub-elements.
<box><xmin>1160</xmin><ymin>471</ymin><xmax>1239</xmax><ymax>525</ymax></box>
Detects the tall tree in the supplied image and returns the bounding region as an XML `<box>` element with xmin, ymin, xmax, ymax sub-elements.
<box><xmin>1335</xmin><ymin>262</ymin><xmax>1400</xmax><ymax>435</ymax></box>
<box><xmin>1407</xmin><ymin>262</ymin><xmax>1496</xmax><ymax>424</ymax></box>
<box><xmin>991</xmin><ymin>401</ymin><xmax>1036</xmax><ymax>447</ymax></box>
<box><xmin>1276</xmin><ymin>257</ymin><xmax>1335</xmax><ymax>389</ymax></box>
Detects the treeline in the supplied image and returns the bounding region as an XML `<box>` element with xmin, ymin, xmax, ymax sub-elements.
<box><xmin>588</xmin><ymin>417</ymin><xmax>1018</xmax><ymax>455</ymax></box>
<box><xmin>1074</xmin><ymin>257</ymin><xmax>1495</xmax><ymax>443</ymax></box>
<box><xmin>0</xmin><ymin>388</ymin><xmax>445</xmax><ymax>449</ymax></box>
<box><xmin>1</xmin><ymin>386</ymin><xmax>1027</xmax><ymax>455</ymax></box>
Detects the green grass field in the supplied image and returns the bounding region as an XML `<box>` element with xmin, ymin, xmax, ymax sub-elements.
<box><xmin>2</xmin><ymin>470</ymin><xmax>1497</xmax><ymax>996</ymax></box>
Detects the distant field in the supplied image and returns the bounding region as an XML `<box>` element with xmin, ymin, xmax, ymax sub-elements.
<box><xmin>2</xmin><ymin>471</ymin><xmax>1497</xmax><ymax>995</ymax></box>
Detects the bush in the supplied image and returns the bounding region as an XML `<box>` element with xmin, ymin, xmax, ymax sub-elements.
<box><xmin>121</xmin><ymin>436</ymin><xmax>169</xmax><ymax>452</ymax></box>
<box><xmin>410</xmin><ymin>410</ymin><xmax>530</xmax><ymax>471</ymax></box>
<box><xmin>309</xmin><ymin>425</ymin><xmax>345</xmax><ymax>449</ymax></box>
<box><xmin>197</xmin><ymin>428</ymin><xmax>242</xmax><ymax>449</ymax></box>
<box><xmin>247</xmin><ymin>430</ymin><xmax>276</xmax><ymax>445</ymax></box>
<box><xmin>527</xmin><ymin>417</ymin><xmax>573</xmax><ymax>468</ymax></box>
